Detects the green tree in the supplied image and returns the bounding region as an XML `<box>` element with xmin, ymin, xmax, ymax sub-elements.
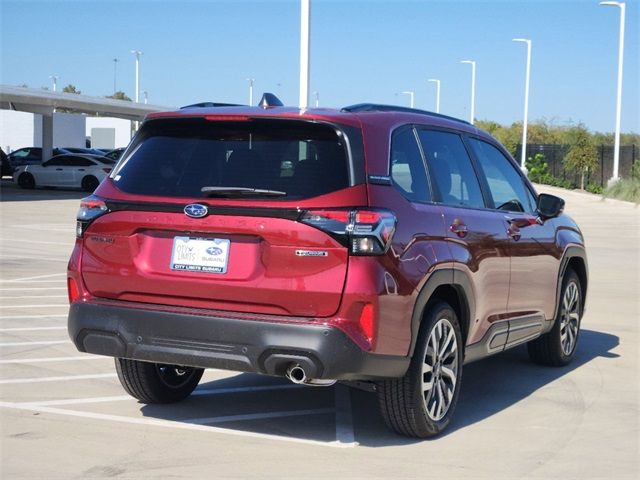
<box><xmin>563</xmin><ymin>124</ymin><xmax>598</xmax><ymax>190</ymax></box>
<box><xmin>105</xmin><ymin>91</ymin><xmax>132</xmax><ymax>101</ymax></box>
<box><xmin>62</xmin><ymin>84</ymin><xmax>81</xmax><ymax>94</ymax></box>
<box><xmin>525</xmin><ymin>153</ymin><xmax>550</xmax><ymax>184</ymax></box>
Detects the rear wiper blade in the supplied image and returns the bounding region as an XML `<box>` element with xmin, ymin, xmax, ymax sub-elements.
<box><xmin>201</xmin><ymin>186</ymin><xmax>287</xmax><ymax>197</ymax></box>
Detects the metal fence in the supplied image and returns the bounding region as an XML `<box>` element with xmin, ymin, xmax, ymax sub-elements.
<box><xmin>515</xmin><ymin>144</ymin><xmax>638</xmax><ymax>187</ymax></box>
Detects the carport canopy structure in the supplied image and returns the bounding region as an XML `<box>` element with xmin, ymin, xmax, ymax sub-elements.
<box><xmin>0</xmin><ymin>85</ymin><xmax>172</xmax><ymax>160</ymax></box>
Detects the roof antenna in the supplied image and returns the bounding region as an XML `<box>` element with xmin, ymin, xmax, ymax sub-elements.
<box><xmin>259</xmin><ymin>93</ymin><xmax>284</xmax><ymax>109</ymax></box>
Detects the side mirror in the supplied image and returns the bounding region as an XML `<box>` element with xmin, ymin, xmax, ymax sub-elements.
<box><xmin>537</xmin><ymin>193</ymin><xmax>565</xmax><ymax>219</ymax></box>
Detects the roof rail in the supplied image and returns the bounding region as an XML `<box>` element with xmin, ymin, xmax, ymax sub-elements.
<box><xmin>341</xmin><ymin>103</ymin><xmax>470</xmax><ymax>125</ymax></box>
<box><xmin>180</xmin><ymin>102</ymin><xmax>244</xmax><ymax>109</ymax></box>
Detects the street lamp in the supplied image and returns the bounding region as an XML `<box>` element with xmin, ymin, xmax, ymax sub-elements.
<box><xmin>49</xmin><ymin>75</ymin><xmax>58</xmax><ymax>92</ymax></box>
<box><xmin>113</xmin><ymin>58</ymin><xmax>118</xmax><ymax>93</ymax></box>
<box><xmin>299</xmin><ymin>0</ymin><xmax>310</xmax><ymax>109</ymax></box>
<box><xmin>130</xmin><ymin>50</ymin><xmax>143</xmax><ymax>103</ymax></box>
<box><xmin>513</xmin><ymin>38</ymin><xmax>532</xmax><ymax>174</ymax></box>
<box><xmin>401</xmin><ymin>91</ymin><xmax>415</xmax><ymax>108</ymax></box>
<box><xmin>600</xmin><ymin>1</ymin><xmax>626</xmax><ymax>185</ymax></box>
<box><xmin>247</xmin><ymin>78</ymin><xmax>255</xmax><ymax>106</ymax></box>
<box><xmin>428</xmin><ymin>79</ymin><xmax>440</xmax><ymax>113</ymax></box>
<box><xmin>143</xmin><ymin>90</ymin><xmax>148</xmax><ymax>104</ymax></box>
<box><xmin>460</xmin><ymin>60</ymin><xmax>476</xmax><ymax>124</ymax></box>
<box><xmin>313</xmin><ymin>91</ymin><xmax>319</xmax><ymax>107</ymax></box>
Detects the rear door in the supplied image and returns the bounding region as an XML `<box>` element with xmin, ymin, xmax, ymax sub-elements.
<box><xmin>81</xmin><ymin>117</ymin><xmax>363</xmax><ymax>318</ymax></box>
<box><xmin>416</xmin><ymin>128</ymin><xmax>511</xmax><ymax>349</ymax></box>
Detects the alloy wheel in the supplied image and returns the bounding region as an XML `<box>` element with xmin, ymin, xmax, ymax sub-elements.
<box><xmin>560</xmin><ymin>281</ymin><xmax>580</xmax><ymax>356</ymax></box>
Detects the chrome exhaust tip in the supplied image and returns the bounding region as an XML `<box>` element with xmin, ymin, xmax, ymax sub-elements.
<box><xmin>286</xmin><ymin>364</ymin><xmax>307</xmax><ymax>384</ymax></box>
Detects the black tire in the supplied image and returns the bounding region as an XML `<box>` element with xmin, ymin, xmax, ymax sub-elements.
<box><xmin>377</xmin><ymin>301</ymin><xmax>464</xmax><ymax>438</ymax></box>
<box><xmin>17</xmin><ymin>172</ymin><xmax>35</xmax><ymax>189</ymax></box>
<box><xmin>81</xmin><ymin>175</ymin><xmax>100</xmax><ymax>192</ymax></box>
<box><xmin>528</xmin><ymin>269</ymin><xmax>582</xmax><ymax>366</ymax></box>
<box><xmin>115</xmin><ymin>358</ymin><xmax>204</xmax><ymax>403</ymax></box>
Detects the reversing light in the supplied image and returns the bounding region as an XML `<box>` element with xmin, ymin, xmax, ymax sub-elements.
<box><xmin>301</xmin><ymin>208</ymin><xmax>396</xmax><ymax>256</ymax></box>
<box><xmin>76</xmin><ymin>195</ymin><xmax>108</xmax><ymax>238</ymax></box>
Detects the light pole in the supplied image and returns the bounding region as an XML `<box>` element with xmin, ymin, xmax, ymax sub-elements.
<box><xmin>513</xmin><ymin>38</ymin><xmax>532</xmax><ymax>174</ymax></box>
<box><xmin>428</xmin><ymin>79</ymin><xmax>440</xmax><ymax>113</ymax></box>
<box><xmin>600</xmin><ymin>1</ymin><xmax>626</xmax><ymax>185</ymax></box>
<box><xmin>130</xmin><ymin>50</ymin><xmax>143</xmax><ymax>103</ymax></box>
<box><xmin>401</xmin><ymin>91</ymin><xmax>415</xmax><ymax>108</ymax></box>
<box><xmin>49</xmin><ymin>75</ymin><xmax>58</xmax><ymax>92</ymax></box>
<box><xmin>299</xmin><ymin>0</ymin><xmax>311</xmax><ymax>109</ymax></box>
<box><xmin>313</xmin><ymin>91</ymin><xmax>319</xmax><ymax>107</ymax></box>
<box><xmin>460</xmin><ymin>60</ymin><xmax>476</xmax><ymax>124</ymax></box>
<box><xmin>113</xmin><ymin>58</ymin><xmax>118</xmax><ymax>93</ymax></box>
<box><xmin>143</xmin><ymin>90</ymin><xmax>148</xmax><ymax>104</ymax></box>
<box><xmin>247</xmin><ymin>78</ymin><xmax>255</xmax><ymax>106</ymax></box>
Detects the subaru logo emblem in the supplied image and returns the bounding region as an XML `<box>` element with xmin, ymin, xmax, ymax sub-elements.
<box><xmin>206</xmin><ymin>246</ymin><xmax>223</xmax><ymax>256</ymax></box>
<box><xmin>184</xmin><ymin>203</ymin><xmax>208</xmax><ymax>218</ymax></box>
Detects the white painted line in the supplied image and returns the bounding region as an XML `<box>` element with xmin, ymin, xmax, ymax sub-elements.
<box><xmin>0</xmin><ymin>326</ymin><xmax>66</xmax><ymax>332</ymax></box>
<box><xmin>187</xmin><ymin>408</ymin><xmax>334</xmax><ymax>425</ymax></box>
<box><xmin>28</xmin><ymin>383</ymin><xmax>303</xmax><ymax>407</ymax></box>
<box><xmin>0</xmin><ymin>295</ymin><xmax>67</xmax><ymax>300</ymax></box>
<box><xmin>334</xmin><ymin>385</ymin><xmax>357</xmax><ymax>446</ymax></box>
<box><xmin>0</xmin><ymin>280</ymin><xmax>65</xmax><ymax>284</ymax></box>
<box><xmin>0</xmin><ymin>402</ymin><xmax>354</xmax><ymax>448</ymax></box>
<box><xmin>0</xmin><ymin>356</ymin><xmax>105</xmax><ymax>365</ymax></box>
<box><xmin>0</xmin><ymin>287</ymin><xmax>67</xmax><ymax>291</ymax></box>
<box><xmin>0</xmin><ymin>373</ymin><xmax>116</xmax><ymax>385</ymax></box>
<box><xmin>0</xmin><ymin>304</ymin><xmax>69</xmax><ymax>309</ymax></box>
<box><xmin>0</xmin><ymin>238</ymin><xmax>70</xmax><ymax>246</ymax></box>
<box><xmin>0</xmin><ymin>340</ymin><xmax>68</xmax><ymax>347</ymax></box>
<box><xmin>0</xmin><ymin>255</ymin><xmax>68</xmax><ymax>262</ymax></box>
<box><xmin>2</xmin><ymin>273</ymin><xmax>66</xmax><ymax>282</ymax></box>
<box><xmin>0</xmin><ymin>314</ymin><xmax>67</xmax><ymax>320</ymax></box>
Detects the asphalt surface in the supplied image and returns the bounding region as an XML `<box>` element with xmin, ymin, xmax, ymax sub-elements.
<box><xmin>0</xmin><ymin>179</ymin><xmax>638</xmax><ymax>479</ymax></box>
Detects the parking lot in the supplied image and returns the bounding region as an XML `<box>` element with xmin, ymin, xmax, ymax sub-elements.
<box><xmin>0</xmin><ymin>179</ymin><xmax>638</xmax><ymax>479</ymax></box>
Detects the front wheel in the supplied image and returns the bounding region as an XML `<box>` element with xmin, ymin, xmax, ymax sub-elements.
<box><xmin>377</xmin><ymin>301</ymin><xmax>463</xmax><ymax>438</ymax></box>
<box><xmin>528</xmin><ymin>269</ymin><xmax>582</xmax><ymax>366</ymax></box>
<box><xmin>18</xmin><ymin>172</ymin><xmax>35</xmax><ymax>189</ymax></box>
<box><xmin>115</xmin><ymin>358</ymin><xmax>204</xmax><ymax>403</ymax></box>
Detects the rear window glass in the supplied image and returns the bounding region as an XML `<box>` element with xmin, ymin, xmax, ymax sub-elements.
<box><xmin>112</xmin><ymin>118</ymin><xmax>351</xmax><ymax>199</ymax></box>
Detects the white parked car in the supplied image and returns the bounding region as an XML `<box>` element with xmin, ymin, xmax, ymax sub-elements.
<box><xmin>13</xmin><ymin>154</ymin><xmax>115</xmax><ymax>192</ymax></box>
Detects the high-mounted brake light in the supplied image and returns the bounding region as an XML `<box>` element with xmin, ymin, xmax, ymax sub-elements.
<box><xmin>76</xmin><ymin>195</ymin><xmax>108</xmax><ymax>238</ymax></box>
<box><xmin>204</xmin><ymin>115</ymin><xmax>252</xmax><ymax>122</ymax></box>
<box><xmin>301</xmin><ymin>208</ymin><xmax>396</xmax><ymax>256</ymax></box>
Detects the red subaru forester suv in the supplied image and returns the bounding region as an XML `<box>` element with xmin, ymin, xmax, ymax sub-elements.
<box><xmin>68</xmin><ymin>98</ymin><xmax>587</xmax><ymax>438</ymax></box>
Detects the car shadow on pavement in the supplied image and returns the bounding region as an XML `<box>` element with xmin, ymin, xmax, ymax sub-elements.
<box><xmin>1</xmin><ymin>179</ymin><xmax>87</xmax><ymax>202</ymax></box>
<box><xmin>137</xmin><ymin>329</ymin><xmax>618</xmax><ymax>447</ymax></box>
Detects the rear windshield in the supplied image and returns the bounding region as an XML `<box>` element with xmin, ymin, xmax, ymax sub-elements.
<box><xmin>111</xmin><ymin>118</ymin><xmax>351</xmax><ymax>199</ymax></box>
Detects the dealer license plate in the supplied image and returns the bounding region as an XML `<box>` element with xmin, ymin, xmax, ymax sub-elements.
<box><xmin>170</xmin><ymin>236</ymin><xmax>230</xmax><ymax>274</ymax></box>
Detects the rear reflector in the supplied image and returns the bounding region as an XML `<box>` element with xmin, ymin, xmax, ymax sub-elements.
<box><xmin>358</xmin><ymin>303</ymin><xmax>375</xmax><ymax>344</ymax></box>
<box><xmin>67</xmin><ymin>277</ymin><xmax>80</xmax><ymax>303</ymax></box>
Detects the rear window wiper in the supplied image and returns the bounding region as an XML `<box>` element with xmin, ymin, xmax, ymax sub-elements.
<box><xmin>201</xmin><ymin>186</ymin><xmax>287</xmax><ymax>198</ymax></box>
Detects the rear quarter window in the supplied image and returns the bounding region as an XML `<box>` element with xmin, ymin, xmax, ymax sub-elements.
<box><xmin>112</xmin><ymin>118</ymin><xmax>353</xmax><ymax>200</ymax></box>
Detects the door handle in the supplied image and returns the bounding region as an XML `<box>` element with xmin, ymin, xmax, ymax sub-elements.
<box><xmin>507</xmin><ymin>224</ymin><xmax>521</xmax><ymax>241</ymax></box>
<box><xmin>78</xmin><ymin>169</ymin><xmax>85</xmax><ymax>171</ymax></box>
<box><xmin>450</xmin><ymin>220</ymin><xmax>468</xmax><ymax>238</ymax></box>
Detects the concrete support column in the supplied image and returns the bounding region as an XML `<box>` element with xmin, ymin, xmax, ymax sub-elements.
<box><xmin>42</xmin><ymin>113</ymin><xmax>54</xmax><ymax>161</ymax></box>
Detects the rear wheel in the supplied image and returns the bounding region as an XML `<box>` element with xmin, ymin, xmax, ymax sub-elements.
<box><xmin>81</xmin><ymin>175</ymin><xmax>100</xmax><ymax>192</ymax></box>
<box><xmin>115</xmin><ymin>358</ymin><xmax>204</xmax><ymax>403</ymax></box>
<box><xmin>377</xmin><ymin>301</ymin><xmax>463</xmax><ymax>438</ymax></box>
<box><xmin>528</xmin><ymin>269</ymin><xmax>582</xmax><ymax>366</ymax></box>
<box><xmin>18</xmin><ymin>172</ymin><xmax>35</xmax><ymax>189</ymax></box>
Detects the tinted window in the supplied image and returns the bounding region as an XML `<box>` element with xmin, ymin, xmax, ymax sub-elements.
<box><xmin>390</xmin><ymin>128</ymin><xmax>430</xmax><ymax>202</ymax></box>
<box><xmin>43</xmin><ymin>156</ymin><xmax>68</xmax><ymax>167</ymax></box>
<box><xmin>68</xmin><ymin>157</ymin><xmax>96</xmax><ymax>167</ymax></box>
<box><xmin>113</xmin><ymin>118</ymin><xmax>351</xmax><ymax>199</ymax></box>
<box><xmin>418</xmin><ymin>130</ymin><xmax>484</xmax><ymax>208</ymax></box>
<box><xmin>468</xmin><ymin>138</ymin><xmax>536</xmax><ymax>213</ymax></box>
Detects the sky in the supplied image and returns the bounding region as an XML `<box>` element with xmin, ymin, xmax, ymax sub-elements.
<box><xmin>1</xmin><ymin>0</ymin><xmax>638</xmax><ymax>133</ymax></box>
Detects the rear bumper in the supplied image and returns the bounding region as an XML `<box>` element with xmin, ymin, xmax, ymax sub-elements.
<box><xmin>67</xmin><ymin>301</ymin><xmax>409</xmax><ymax>381</ymax></box>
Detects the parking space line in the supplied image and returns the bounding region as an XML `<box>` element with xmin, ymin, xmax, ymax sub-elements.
<box><xmin>0</xmin><ymin>304</ymin><xmax>69</xmax><ymax>309</ymax></box>
<box><xmin>334</xmin><ymin>385</ymin><xmax>357</xmax><ymax>446</ymax></box>
<box><xmin>0</xmin><ymin>295</ymin><xmax>67</xmax><ymax>300</ymax></box>
<box><xmin>0</xmin><ymin>287</ymin><xmax>67</xmax><ymax>291</ymax></box>
<box><xmin>0</xmin><ymin>314</ymin><xmax>67</xmax><ymax>320</ymax></box>
<box><xmin>27</xmin><ymin>383</ymin><xmax>303</xmax><ymax>407</ymax></box>
<box><xmin>0</xmin><ymin>402</ymin><xmax>354</xmax><ymax>448</ymax></box>
<box><xmin>0</xmin><ymin>356</ymin><xmax>105</xmax><ymax>365</ymax></box>
<box><xmin>0</xmin><ymin>326</ymin><xmax>66</xmax><ymax>332</ymax></box>
<box><xmin>0</xmin><ymin>238</ymin><xmax>71</xmax><ymax>246</ymax></box>
<box><xmin>2</xmin><ymin>273</ymin><xmax>66</xmax><ymax>282</ymax></box>
<box><xmin>0</xmin><ymin>373</ymin><xmax>116</xmax><ymax>385</ymax></box>
<box><xmin>0</xmin><ymin>340</ymin><xmax>69</xmax><ymax>347</ymax></box>
<box><xmin>0</xmin><ymin>255</ymin><xmax>68</xmax><ymax>262</ymax></box>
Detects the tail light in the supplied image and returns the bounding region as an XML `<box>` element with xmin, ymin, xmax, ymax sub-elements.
<box><xmin>301</xmin><ymin>208</ymin><xmax>396</xmax><ymax>255</ymax></box>
<box><xmin>76</xmin><ymin>195</ymin><xmax>108</xmax><ymax>238</ymax></box>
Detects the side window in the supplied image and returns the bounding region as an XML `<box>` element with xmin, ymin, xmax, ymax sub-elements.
<box><xmin>417</xmin><ymin>130</ymin><xmax>484</xmax><ymax>209</ymax></box>
<box><xmin>390</xmin><ymin>128</ymin><xmax>430</xmax><ymax>202</ymax></box>
<box><xmin>468</xmin><ymin>138</ymin><xmax>536</xmax><ymax>213</ymax></box>
<box><xmin>43</xmin><ymin>157</ymin><xmax>66</xmax><ymax>167</ymax></box>
<box><xmin>67</xmin><ymin>158</ymin><xmax>95</xmax><ymax>167</ymax></box>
